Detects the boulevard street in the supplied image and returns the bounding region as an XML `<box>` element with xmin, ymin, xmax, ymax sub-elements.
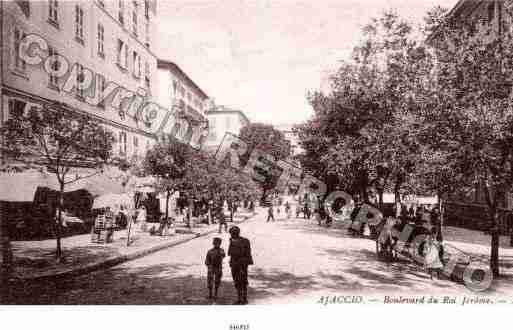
<box><xmin>8</xmin><ymin>208</ymin><xmax>505</xmax><ymax>305</ymax></box>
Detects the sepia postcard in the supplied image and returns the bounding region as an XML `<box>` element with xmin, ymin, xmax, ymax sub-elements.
<box><xmin>0</xmin><ymin>0</ymin><xmax>512</xmax><ymax>329</ymax></box>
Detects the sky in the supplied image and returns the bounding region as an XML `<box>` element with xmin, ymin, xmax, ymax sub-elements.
<box><xmin>156</xmin><ymin>0</ymin><xmax>458</xmax><ymax>126</ymax></box>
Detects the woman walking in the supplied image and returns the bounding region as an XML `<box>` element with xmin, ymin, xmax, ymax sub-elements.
<box><xmin>423</xmin><ymin>231</ymin><xmax>444</xmax><ymax>280</ymax></box>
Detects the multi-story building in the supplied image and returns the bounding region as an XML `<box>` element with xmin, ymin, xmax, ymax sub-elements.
<box><xmin>156</xmin><ymin>59</ymin><xmax>210</xmax><ymax>148</ymax></box>
<box><xmin>156</xmin><ymin>59</ymin><xmax>209</xmax><ymax>119</ymax></box>
<box><xmin>204</xmin><ymin>105</ymin><xmax>250</xmax><ymax>151</ymax></box>
<box><xmin>275</xmin><ymin>123</ymin><xmax>303</xmax><ymax>158</ymax></box>
<box><xmin>1</xmin><ymin>0</ymin><xmax>159</xmax><ymax>163</ymax></box>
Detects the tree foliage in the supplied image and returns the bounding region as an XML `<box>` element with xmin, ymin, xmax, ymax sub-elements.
<box><xmin>1</xmin><ymin>102</ymin><xmax>115</xmax><ymax>261</ymax></box>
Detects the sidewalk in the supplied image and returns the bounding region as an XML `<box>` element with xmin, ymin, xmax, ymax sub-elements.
<box><xmin>9</xmin><ymin>210</ymin><xmax>260</xmax><ymax>282</ymax></box>
<box><xmin>440</xmin><ymin>227</ymin><xmax>513</xmax><ymax>287</ymax></box>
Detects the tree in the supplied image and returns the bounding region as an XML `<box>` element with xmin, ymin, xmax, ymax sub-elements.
<box><xmin>239</xmin><ymin>123</ymin><xmax>291</xmax><ymax>199</ymax></box>
<box><xmin>143</xmin><ymin>136</ymin><xmax>189</xmax><ymax>221</ymax></box>
<box><xmin>1</xmin><ymin>102</ymin><xmax>115</xmax><ymax>262</ymax></box>
<box><xmin>297</xmin><ymin>10</ymin><xmax>425</xmax><ymax>204</ymax></box>
<box><xmin>422</xmin><ymin>8</ymin><xmax>513</xmax><ymax>276</ymax></box>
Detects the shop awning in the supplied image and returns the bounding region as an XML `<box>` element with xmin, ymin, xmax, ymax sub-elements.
<box><xmin>0</xmin><ymin>169</ymin><xmax>126</xmax><ymax>202</ymax></box>
<box><xmin>0</xmin><ymin>170</ymin><xmax>65</xmax><ymax>202</ymax></box>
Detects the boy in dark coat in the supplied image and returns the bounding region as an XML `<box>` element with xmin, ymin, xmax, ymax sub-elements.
<box><xmin>228</xmin><ymin>226</ymin><xmax>253</xmax><ymax>304</ymax></box>
<box><xmin>205</xmin><ymin>237</ymin><xmax>225</xmax><ymax>300</ymax></box>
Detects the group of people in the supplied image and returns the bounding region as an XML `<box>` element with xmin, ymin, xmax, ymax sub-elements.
<box><xmin>204</xmin><ymin>226</ymin><xmax>253</xmax><ymax>304</ymax></box>
<box><xmin>173</xmin><ymin>195</ymin><xmax>256</xmax><ymax>228</ymax></box>
<box><xmin>266</xmin><ymin>200</ymin><xmax>294</xmax><ymax>222</ymax></box>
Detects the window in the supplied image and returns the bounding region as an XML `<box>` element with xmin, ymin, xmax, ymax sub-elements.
<box><xmin>117</xmin><ymin>40</ymin><xmax>123</xmax><ymax>65</ymax></box>
<box><xmin>48</xmin><ymin>46</ymin><xmax>59</xmax><ymax>88</ymax></box>
<box><xmin>119</xmin><ymin>131</ymin><xmax>127</xmax><ymax>155</ymax></box>
<box><xmin>13</xmin><ymin>27</ymin><xmax>27</xmax><ymax>73</ymax></box>
<box><xmin>487</xmin><ymin>2</ymin><xmax>495</xmax><ymax>23</ymax></box>
<box><xmin>76</xmin><ymin>63</ymin><xmax>86</xmax><ymax>99</ymax></box>
<box><xmin>74</xmin><ymin>5</ymin><xmax>84</xmax><ymax>43</ymax></box>
<box><xmin>7</xmin><ymin>99</ymin><xmax>27</xmax><ymax>118</ymax></box>
<box><xmin>125</xmin><ymin>45</ymin><xmax>129</xmax><ymax>69</ymax></box>
<box><xmin>144</xmin><ymin>0</ymin><xmax>149</xmax><ymax>19</ymax></box>
<box><xmin>118</xmin><ymin>0</ymin><xmax>124</xmax><ymax>25</ymax></box>
<box><xmin>117</xmin><ymin>39</ymin><xmax>128</xmax><ymax>69</ymax></box>
<box><xmin>145</xmin><ymin>61</ymin><xmax>150</xmax><ymax>89</ymax></box>
<box><xmin>97</xmin><ymin>24</ymin><xmax>105</xmax><ymax>57</ymax></box>
<box><xmin>133</xmin><ymin>136</ymin><xmax>139</xmax><ymax>155</ymax></box>
<box><xmin>48</xmin><ymin>0</ymin><xmax>58</xmax><ymax>25</ymax></box>
<box><xmin>145</xmin><ymin>22</ymin><xmax>150</xmax><ymax>48</ymax></box>
<box><xmin>132</xmin><ymin>51</ymin><xmax>141</xmax><ymax>77</ymax></box>
<box><xmin>97</xmin><ymin>75</ymin><xmax>106</xmax><ymax>108</ymax></box>
<box><xmin>132</xmin><ymin>3</ymin><xmax>138</xmax><ymax>36</ymax></box>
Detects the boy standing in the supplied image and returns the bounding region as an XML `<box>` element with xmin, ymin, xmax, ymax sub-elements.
<box><xmin>205</xmin><ymin>237</ymin><xmax>225</xmax><ymax>300</ymax></box>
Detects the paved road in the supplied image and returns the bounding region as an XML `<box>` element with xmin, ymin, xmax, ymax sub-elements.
<box><xmin>6</xmin><ymin>210</ymin><xmax>510</xmax><ymax>304</ymax></box>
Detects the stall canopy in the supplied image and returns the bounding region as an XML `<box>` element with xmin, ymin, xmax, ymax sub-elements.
<box><xmin>69</xmin><ymin>172</ymin><xmax>125</xmax><ymax>196</ymax></box>
<box><xmin>92</xmin><ymin>192</ymin><xmax>133</xmax><ymax>210</ymax></box>
<box><xmin>125</xmin><ymin>176</ymin><xmax>156</xmax><ymax>193</ymax></box>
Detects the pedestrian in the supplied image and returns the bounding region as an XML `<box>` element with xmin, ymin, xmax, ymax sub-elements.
<box><xmin>408</xmin><ymin>205</ymin><xmax>415</xmax><ymax>221</ymax></box>
<box><xmin>266</xmin><ymin>204</ymin><xmax>275</xmax><ymax>222</ymax></box>
<box><xmin>218</xmin><ymin>205</ymin><xmax>228</xmax><ymax>233</ymax></box>
<box><xmin>296</xmin><ymin>204</ymin><xmax>302</xmax><ymax>218</ymax></box>
<box><xmin>136</xmin><ymin>205</ymin><xmax>147</xmax><ymax>232</ymax></box>
<box><xmin>105</xmin><ymin>206</ymin><xmax>115</xmax><ymax>243</ymax></box>
<box><xmin>349</xmin><ymin>201</ymin><xmax>362</xmax><ymax>235</ymax></box>
<box><xmin>400</xmin><ymin>203</ymin><xmax>409</xmax><ymax>225</ymax></box>
<box><xmin>205</xmin><ymin>237</ymin><xmax>225</xmax><ymax>301</ymax></box>
<box><xmin>228</xmin><ymin>226</ymin><xmax>253</xmax><ymax>305</ymax></box>
<box><xmin>423</xmin><ymin>231</ymin><xmax>444</xmax><ymax>280</ymax></box>
<box><xmin>208</xmin><ymin>199</ymin><xmax>215</xmax><ymax>224</ymax></box>
<box><xmin>285</xmin><ymin>201</ymin><xmax>291</xmax><ymax>219</ymax></box>
<box><xmin>304</xmin><ymin>202</ymin><xmax>311</xmax><ymax>220</ymax></box>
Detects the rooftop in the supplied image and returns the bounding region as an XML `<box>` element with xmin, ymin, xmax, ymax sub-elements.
<box><xmin>157</xmin><ymin>59</ymin><xmax>209</xmax><ymax>100</ymax></box>
<box><xmin>205</xmin><ymin>106</ymin><xmax>250</xmax><ymax>125</ymax></box>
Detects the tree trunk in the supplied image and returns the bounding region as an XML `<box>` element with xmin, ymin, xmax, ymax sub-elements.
<box><xmin>165</xmin><ymin>189</ymin><xmax>170</xmax><ymax>221</ymax></box>
<box><xmin>393</xmin><ymin>177</ymin><xmax>402</xmax><ymax>205</ymax></box>
<box><xmin>56</xmin><ymin>182</ymin><xmax>64</xmax><ymax>262</ymax></box>
<box><xmin>260</xmin><ymin>188</ymin><xmax>268</xmax><ymax>204</ymax></box>
<box><xmin>490</xmin><ymin>207</ymin><xmax>500</xmax><ymax>277</ymax></box>
<box><xmin>0</xmin><ymin>201</ymin><xmax>13</xmax><ymax>292</ymax></box>
<box><xmin>437</xmin><ymin>194</ymin><xmax>444</xmax><ymax>242</ymax></box>
<box><xmin>510</xmin><ymin>224</ymin><xmax>513</xmax><ymax>247</ymax></box>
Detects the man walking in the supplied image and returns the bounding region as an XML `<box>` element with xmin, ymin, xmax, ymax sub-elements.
<box><xmin>217</xmin><ymin>204</ymin><xmax>228</xmax><ymax>234</ymax></box>
<box><xmin>266</xmin><ymin>204</ymin><xmax>275</xmax><ymax>222</ymax></box>
<box><xmin>228</xmin><ymin>226</ymin><xmax>253</xmax><ymax>304</ymax></box>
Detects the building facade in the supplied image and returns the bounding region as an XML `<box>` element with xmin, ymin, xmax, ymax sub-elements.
<box><xmin>275</xmin><ymin>123</ymin><xmax>303</xmax><ymax>158</ymax></box>
<box><xmin>204</xmin><ymin>106</ymin><xmax>250</xmax><ymax>151</ymax></box>
<box><xmin>1</xmin><ymin>0</ymin><xmax>159</xmax><ymax>162</ymax></box>
<box><xmin>156</xmin><ymin>59</ymin><xmax>210</xmax><ymax>148</ymax></box>
<box><xmin>156</xmin><ymin>59</ymin><xmax>209</xmax><ymax>119</ymax></box>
